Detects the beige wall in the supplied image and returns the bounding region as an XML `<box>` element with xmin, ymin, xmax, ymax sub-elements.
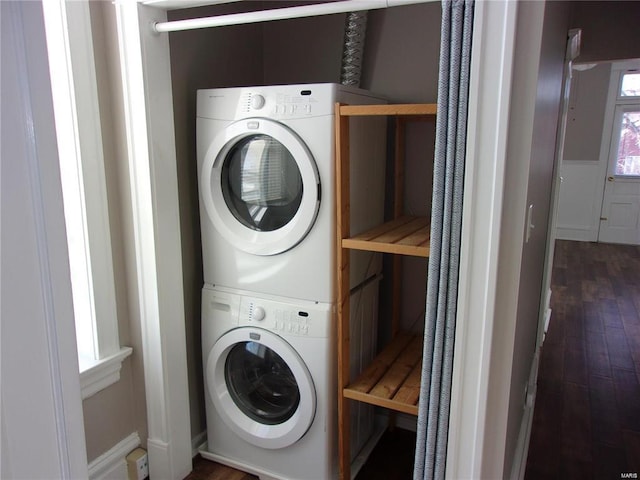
<box><xmin>166</xmin><ymin>1</ymin><xmax>441</xmax><ymax>442</ymax></box>
<box><xmin>262</xmin><ymin>13</ymin><xmax>345</xmax><ymax>85</ymax></box>
<box><xmin>563</xmin><ymin>63</ymin><xmax>611</xmax><ymax>161</ymax></box>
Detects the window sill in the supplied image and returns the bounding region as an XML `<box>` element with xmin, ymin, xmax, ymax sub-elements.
<box><xmin>79</xmin><ymin>347</ymin><xmax>133</xmax><ymax>400</ymax></box>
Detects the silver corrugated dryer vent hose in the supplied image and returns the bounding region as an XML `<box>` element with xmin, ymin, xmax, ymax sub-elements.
<box><xmin>340</xmin><ymin>11</ymin><xmax>368</xmax><ymax>87</ymax></box>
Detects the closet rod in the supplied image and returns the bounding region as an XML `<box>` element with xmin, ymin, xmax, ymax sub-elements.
<box><xmin>153</xmin><ymin>0</ymin><xmax>433</xmax><ymax>33</ymax></box>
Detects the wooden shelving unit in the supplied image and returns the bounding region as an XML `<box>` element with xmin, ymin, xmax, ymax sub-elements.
<box><xmin>335</xmin><ymin>102</ymin><xmax>436</xmax><ymax>479</ymax></box>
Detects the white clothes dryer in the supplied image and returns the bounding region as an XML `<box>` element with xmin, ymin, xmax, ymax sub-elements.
<box><xmin>197</xmin><ymin>83</ymin><xmax>387</xmax><ymax>303</ymax></box>
<box><xmin>200</xmin><ymin>285</ymin><xmax>336</xmax><ymax>480</ymax></box>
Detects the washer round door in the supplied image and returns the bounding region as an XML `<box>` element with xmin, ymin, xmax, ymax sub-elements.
<box><xmin>200</xmin><ymin>118</ymin><xmax>320</xmax><ymax>256</ymax></box>
<box><xmin>206</xmin><ymin>327</ymin><xmax>316</xmax><ymax>449</ymax></box>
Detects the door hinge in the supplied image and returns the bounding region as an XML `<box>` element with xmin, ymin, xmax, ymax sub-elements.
<box><xmin>600</xmin><ymin>217</ymin><xmax>607</xmax><ymax>221</ymax></box>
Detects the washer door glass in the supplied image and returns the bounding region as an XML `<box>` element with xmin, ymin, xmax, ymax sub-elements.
<box><xmin>225</xmin><ymin>341</ymin><xmax>300</xmax><ymax>425</ymax></box>
<box><xmin>206</xmin><ymin>327</ymin><xmax>316</xmax><ymax>449</ymax></box>
<box><xmin>222</xmin><ymin>135</ymin><xmax>302</xmax><ymax>232</ymax></box>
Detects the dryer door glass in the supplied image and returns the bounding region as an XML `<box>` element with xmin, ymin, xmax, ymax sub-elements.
<box><xmin>222</xmin><ymin>135</ymin><xmax>303</xmax><ymax>232</ymax></box>
<box><xmin>225</xmin><ymin>341</ymin><xmax>300</xmax><ymax>425</ymax></box>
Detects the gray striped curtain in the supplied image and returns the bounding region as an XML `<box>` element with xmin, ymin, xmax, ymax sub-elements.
<box><xmin>414</xmin><ymin>1</ymin><xmax>474</xmax><ymax>479</ymax></box>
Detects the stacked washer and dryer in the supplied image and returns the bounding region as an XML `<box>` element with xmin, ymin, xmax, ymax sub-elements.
<box><xmin>197</xmin><ymin>83</ymin><xmax>387</xmax><ymax>480</ymax></box>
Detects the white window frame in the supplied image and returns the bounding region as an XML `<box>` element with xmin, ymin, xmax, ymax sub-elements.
<box><xmin>43</xmin><ymin>0</ymin><xmax>131</xmax><ymax>399</ymax></box>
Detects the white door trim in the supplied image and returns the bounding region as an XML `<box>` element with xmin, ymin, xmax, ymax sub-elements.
<box><xmin>538</xmin><ymin>28</ymin><xmax>581</xmax><ymax>347</ymax></box>
<box><xmin>114</xmin><ymin>2</ymin><xmax>192</xmax><ymax>479</ymax></box>
<box><xmin>597</xmin><ymin>60</ymin><xmax>640</xmax><ymax>244</ymax></box>
<box><xmin>1</xmin><ymin>2</ymin><xmax>87</xmax><ymax>477</ymax></box>
<box><xmin>446</xmin><ymin>1</ymin><xmax>518</xmax><ymax>478</ymax></box>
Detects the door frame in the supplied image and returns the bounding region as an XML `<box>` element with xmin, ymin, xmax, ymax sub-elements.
<box><xmin>537</xmin><ymin>28</ymin><xmax>582</xmax><ymax>355</ymax></box>
<box><xmin>446</xmin><ymin>1</ymin><xmax>519</xmax><ymax>477</ymax></box>
<box><xmin>114</xmin><ymin>3</ymin><xmax>192</xmax><ymax>479</ymax></box>
<box><xmin>597</xmin><ymin>61</ymin><xmax>640</xmax><ymax>244</ymax></box>
<box><xmin>1</xmin><ymin>2</ymin><xmax>88</xmax><ymax>477</ymax></box>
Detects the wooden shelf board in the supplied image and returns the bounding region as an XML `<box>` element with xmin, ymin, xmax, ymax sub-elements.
<box><xmin>343</xmin><ymin>332</ymin><xmax>422</xmax><ymax>416</ymax></box>
<box><xmin>342</xmin><ymin>216</ymin><xmax>430</xmax><ymax>257</ymax></box>
<box><xmin>393</xmin><ymin>361</ymin><xmax>422</xmax><ymax>406</ymax></box>
<box><xmin>344</xmin><ymin>389</ymin><xmax>419</xmax><ymax>416</ymax></box>
<box><xmin>339</xmin><ymin>103</ymin><xmax>437</xmax><ymax>117</ymax></box>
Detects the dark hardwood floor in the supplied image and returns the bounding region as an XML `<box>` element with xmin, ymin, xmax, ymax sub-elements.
<box><xmin>187</xmin><ymin>456</ymin><xmax>257</xmax><ymax>480</ymax></box>
<box><xmin>525</xmin><ymin>240</ymin><xmax>640</xmax><ymax>479</ymax></box>
<box><xmin>184</xmin><ymin>427</ymin><xmax>416</xmax><ymax>480</ymax></box>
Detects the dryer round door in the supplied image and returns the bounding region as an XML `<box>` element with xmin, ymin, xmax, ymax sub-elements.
<box><xmin>206</xmin><ymin>327</ymin><xmax>316</xmax><ymax>449</ymax></box>
<box><xmin>200</xmin><ymin>118</ymin><xmax>320</xmax><ymax>256</ymax></box>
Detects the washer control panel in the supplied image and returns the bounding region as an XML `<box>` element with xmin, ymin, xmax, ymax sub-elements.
<box><xmin>239</xmin><ymin>296</ymin><xmax>331</xmax><ymax>338</ymax></box>
<box><xmin>197</xmin><ymin>84</ymin><xmax>353</xmax><ymax>121</ymax></box>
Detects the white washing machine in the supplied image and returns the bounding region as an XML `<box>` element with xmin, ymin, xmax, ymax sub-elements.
<box><xmin>200</xmin><ymin>285</ymin><xmax>337</xmax><ymax>480</ymax></box>
<box><xmin>196</xmin><ymin>83</ymin><xmax>387</xmax><ymax>303</ymax></box>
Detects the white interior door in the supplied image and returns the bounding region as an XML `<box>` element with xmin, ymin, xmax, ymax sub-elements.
<box><xmin>598</xmin><ymin>103</ymin><xmax>640</xmax><ymax>244</ymax></box>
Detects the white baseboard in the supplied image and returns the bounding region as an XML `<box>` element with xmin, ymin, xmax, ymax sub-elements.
<box><xmin>555</xmin><ymin>227</ymin><xmax>597</xmax><ymax>242</ymax></box>
<box><xmin>191</xmin><ymin>430</ymin><xmax>207</xmax><ymax>457</ymax></box>
<box><xmin>88</xmin><ymin>432</ymin><xmax>140</xmax><ymax>480</ymax></box>
<box><xmin>509</xmin><ymin>351</ymin><xmax>540</xmax><ymax>480</ymax></box>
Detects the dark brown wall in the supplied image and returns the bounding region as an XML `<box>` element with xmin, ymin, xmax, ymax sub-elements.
<box><xmin>570</xmin><ymin>1</ymin><xmax>640</xmax><ymax>63</ymax></box>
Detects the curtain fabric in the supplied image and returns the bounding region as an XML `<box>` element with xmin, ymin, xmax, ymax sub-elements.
<box><xmin>414</xmin><ymin>1</ymin><xmax>474</xmax><ymax>479</ymax></box>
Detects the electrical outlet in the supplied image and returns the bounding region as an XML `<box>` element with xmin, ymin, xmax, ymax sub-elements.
<box><xmin>126</xmin><ymin>448</ymin><xmax>149</xmax><ymax>480</ymax></box>
<box><xmin>136</xmin><ymin>453</ymin><xmax>149</xmax><ymax>480</ymax></box>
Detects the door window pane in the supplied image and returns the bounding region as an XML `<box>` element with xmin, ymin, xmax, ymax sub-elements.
<box><xmin>615</xmin><ymin>110</ymin><xmax>640</xmax><ymax>176</ymax></box>
<box><xmin>620</xmin><ymin>72</ymin><xmax>640</xmax><ymax>97</ymax></box>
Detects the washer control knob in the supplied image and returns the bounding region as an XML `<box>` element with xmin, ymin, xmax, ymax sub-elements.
<box><xmin>251</xmin><ymin>94</ymin><xmax>265</xmax><ymax>110</ymax></box>
<box><xmin>253</xmin><ymin>306</ymin><xmax>266</xmax><ymax>321</ymax></box>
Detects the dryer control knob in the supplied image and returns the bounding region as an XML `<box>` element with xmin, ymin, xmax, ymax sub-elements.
<box><xmin>251</xmin><ymin>95</ymin><xmax>265</xmax><ymax>110</ymax></box>
<box><xmin>253</xmin><ymin>306</ymin><xmax>266</xmax><ymax>321</ymax></box>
